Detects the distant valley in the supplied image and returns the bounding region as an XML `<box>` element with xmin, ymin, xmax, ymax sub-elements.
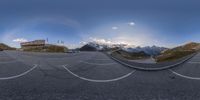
<box><xmin>79</xmin><ymin>42</ymin><xmax>200</xmax><ymax>63</ymax></box>
<box><xmin>1</xmin><ymin>41</ymin><xmax>200</xmax><ymax>63</ymax></box>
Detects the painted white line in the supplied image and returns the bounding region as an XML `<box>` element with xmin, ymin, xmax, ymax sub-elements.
<box><xmin>79</xmin><ymin>61</ymin><xmax>117</xmax><ymax>66</ymax></box>
<box><xmin>0</xmin><ymin>64</ymin><xmax>38</xmax><ymax>80</ymax></box>
<box><xmin>188</xmin><ymin>62</ymin><xmax>200</xmax><ymax>64</ymax></box>
<box><xmin>0</xmin><ymin>60</ymin><xmax>19</xmax><ymax>64</ymax></box>
<box><xmin>93</xmin><ymin>59</ymin><xmax>111</xmax><ymax>61</ymax></box>
<box><xmin>169</xmin><ymin>69</ymin><xmax>200</xmax><ymax>80</ymax></box>
<box><xmin>62</xmin><ymin>65</ymin><xmax>136</xmax><ymax>83</ymax></box>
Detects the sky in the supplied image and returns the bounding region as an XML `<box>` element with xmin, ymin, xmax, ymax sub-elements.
<box><xmin>0</xmin><ymin>0</ymin><xmax>200</xmax><ymax>48</ymax></box>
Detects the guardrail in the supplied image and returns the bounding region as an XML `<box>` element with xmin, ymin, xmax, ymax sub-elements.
<box><xmin>106</xmin><ymin>52</ymin><xmax>197</xmax><ymax>71</ymax></box>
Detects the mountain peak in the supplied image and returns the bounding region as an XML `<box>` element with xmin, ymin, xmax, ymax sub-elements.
<box><xmin>80</xmin><ymin>42</ymin><xmax>167</xmax><ymax>56</ymax></box>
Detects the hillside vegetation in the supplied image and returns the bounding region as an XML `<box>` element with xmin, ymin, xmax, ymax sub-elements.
<box><xmin>0</xmin><ymin>43</ymin><xmax>16</xmax><ymax>50</ymax></box>
<box><xmin>23</xmin><ymin>45</ymin><xmax>68</xmax><ymax>53</ymax></box>
<box><xmin>45</xmin><ymin>45</ymin><xmax>68</xmax><ymax>52</ymax></box>
<box><xmin>156</xmin><ymin>42</ymin><xmax>200</xmax><ymax>62</ymax></box>
<box><xmin>112</xmin><ymin>50</ymin><xmax>150</xmax><ymax>60</ymax></box>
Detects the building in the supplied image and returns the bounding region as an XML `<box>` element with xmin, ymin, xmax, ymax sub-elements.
<box><xmin>20</xmin><ymin>40</ymin><xmax>45</xmax><ymax>49</ymax></box>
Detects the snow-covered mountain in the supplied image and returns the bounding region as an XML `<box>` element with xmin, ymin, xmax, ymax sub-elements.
<box><xmin>123</xmin><ymin>46</ymin><xmax>167</xmax><ymax>56</ymax></box>
<box><xmin>80</xmin><ymin>42</ymin><xmax>167</xmax><ymax>56</ymax></box>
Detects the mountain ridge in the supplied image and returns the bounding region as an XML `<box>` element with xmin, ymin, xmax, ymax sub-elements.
<box><xmin>0</xmin><ymin>43</ymin><xmax>16</xmax><ymax>50</ymax></box>
<box><xmin>156</xmin><ymin>42</ymin><xmax>200</xmax><ymax>62</ymax></box>
<box><xmin>80</xmin><ymin>42</ymin><xmax>167</xmax><ymax>56</ymax></box>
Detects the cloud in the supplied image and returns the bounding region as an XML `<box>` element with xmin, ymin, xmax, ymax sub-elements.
<box><xmin>128</xmin><ymin>22</ymin><xmax>135</xmax><ymax>26</ymax></box>
<box><xmin>86</xmin><ymin>37</ymin><xmax>136</xmax><ymax>47</ymax></box>
<box><xmin>13</xmin><ymin>38</ymin><xmax>28</xmax><ymax>43</ymax></box>
<box><xmin>80</xmin><ymin>41</ymin><xmax>87</xmax><ymax>45</ymax></box>
<box><xmin>89</xmin><ymin>37</ymin><xmax>112</xmax><ymax>45</ymax></box>
<box><xmin>112</xmin><ymin>26</ymin><xmax>118</xmax><ymax>30</ymax></box>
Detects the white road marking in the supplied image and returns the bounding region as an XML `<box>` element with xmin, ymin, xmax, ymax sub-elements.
<box><xmin>188</xmin><ymin>62</ymin><xmax>200</xmax><ymax>64</ymax></box>
<box><xmin>62</xmin><ymin>64</ymin><xmax>136</xmax><ymax>83</ymax></box>
<box><xmin>0</xmin><ymin>64</ymin><xmax>38</xmax><ymax>80</ymax></box>
<box><xmin>169</xmin><ymin>69</ymin><xmax>200</xmax><ymax>80</ymax></box>
<box><xmin>79</xmin><ymin>61</ymin><xmax>117</xmax><ymax>66</ymax></box>
<box><xmin>93</xmin><ymin>59</ymin><xmax>111</xmax><ymax>61</ymax></box>
<box><xmin>0</xmin><ymin>60</ymin><xmax>19</xmax><ymax>64</ymax></box>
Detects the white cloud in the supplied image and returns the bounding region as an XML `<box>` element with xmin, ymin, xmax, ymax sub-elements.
<box><xmin>65</xmin><ymin>44</ymin><xmax>80</xmax><ymax>49</ymax></box>
<box><xmin>13</xmin><ymin>38</ymin><xmax>28</xmax><ymax>43</ymax></box>
<box><xmin>87</xmin><ymin>37</ymin><xmax>136</xmax><ymax>47</ymax></box>
<box><xmin>89</xmin><ymin>37</ymin><xmax>112</xmax><ymax>45</ymax></box>
<box><xmin>80</xmin><ymin>41</ymin><xmax>87</xmax><ymax>45</ymax></box>
<box><xmin>112</xmin><ymin>26</ymin><xmax>118</xmax><ymax>30</ymax></box>
<box><xmin>128</xmin><ymin>22</ymin><xmax>135</xmax><ymax>26</ymax></box>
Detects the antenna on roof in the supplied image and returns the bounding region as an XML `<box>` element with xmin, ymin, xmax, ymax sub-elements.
<box><xmin>46</xmin><ymin>38</ymin><xmax>48</xmax><ymax>43</ymax></box>
<box><xmin>57</xmin><ymin>40</ymin><xmax>60</xmax><ymax>44</ymax></box>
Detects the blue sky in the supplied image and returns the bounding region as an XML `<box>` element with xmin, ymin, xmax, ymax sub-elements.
<box><xmin>0</xmin><ymin>0</ymin><xmax>200</xmax><ymax>48</ymax></box>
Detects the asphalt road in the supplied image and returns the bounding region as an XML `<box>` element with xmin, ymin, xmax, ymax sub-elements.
<box><xmin>0</xmin><ymin>51</ymin><xmax>200</xmax><ymax>100</ymax></box>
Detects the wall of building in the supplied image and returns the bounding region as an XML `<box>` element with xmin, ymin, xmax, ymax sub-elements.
<box><xmin>20</xmin><ymin>40</ymin><xmax>45</xmax><ymax>49</ymax></box>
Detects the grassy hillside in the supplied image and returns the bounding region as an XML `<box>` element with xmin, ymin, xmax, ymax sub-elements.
<box><xmin>45</xmin><ymin>45</ymin><xmax>68</xmax><ymax>53</ymax></box>
<box><xmin>23</xmin><ymin>45</ymin><xmax>68</xmax><ymax>53</ymax></box>
<box><xmin>156</xmin><ymin>42</ymin><xmax>200</xmax><ymax>62</ymax></box>
<box><xmin>0</xmin><ymin>43</ymin><xmax>16</xmax><ymax>50</ymax></box>
<box><xmin>112</xmin><ymin>50</ymin><xmax>150</xmax><ymax>60</ymax></box>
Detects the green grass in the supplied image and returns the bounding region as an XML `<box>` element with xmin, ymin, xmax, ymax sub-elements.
<box><xmin>45</xmin><ymin>45</ymin><xmax>68</xmax><ymax>53</ymax></box>
<box><xmin>112</xmin><ymin>50</ymin><xmax>150</xmax><ymax>60</ymax></box>
<box><xmin>0</xmin><ymin>43</ymin><xmax>16</xmax><ymax>50</ymax></box>
<box><xmin>155</xmin><ymin>42</ymin><xmax>200</xmax><ymax>62</ymax></box>
<box><xmin>156</xmin><ymin>50</ymin><xmax>195</xmax><ymax>62</ymax></box>
<box><xmin>23</xmin><ymin>45</ymin><xmax>68</xmax><ymax>53</ymax></box>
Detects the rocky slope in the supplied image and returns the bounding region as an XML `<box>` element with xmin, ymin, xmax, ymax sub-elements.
<box><xmin>156</xmin><ymin>42</ymin><xmax>200</xmax><ymax>62</ymax></box>
<box><xmin>0</xmin><ymin>43</ymin><xmax>16</xmax><ymax>50</ymax></box>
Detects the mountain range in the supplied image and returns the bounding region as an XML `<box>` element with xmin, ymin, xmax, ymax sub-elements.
<box><xmin>80</xmin><ymin>42</ymin><xmax>167</xmax><ymax>56</ymax></box>
<box><xmin>79</xmin><ymin>42</ymin><xmax>128</xmax><ymax>51</ymax></box>
<box><xmin>122</xmin><ymin>46</ymin><xmax>167</xmax><ymax>56</ymax></box>
<box><xmin>80</xmin><ymin>42</ymin><xmax>200</xmax><ymax>62</ymax></box>
<box><xmin>1</xmin><ymin>41</ymin><xmax>200</xmax><ymax>62</ymax></box>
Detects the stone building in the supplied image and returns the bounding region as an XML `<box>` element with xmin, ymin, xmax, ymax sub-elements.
<box><xmin>20</xmin><ymin>40</ymin><xmax>45</xmax><ymax>49</ymax></box>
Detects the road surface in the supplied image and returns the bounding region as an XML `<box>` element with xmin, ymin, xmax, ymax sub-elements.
<box><xmin>0</xmin><ymin>51</ymin><xmax>200</xmax><ymax>100</ymax></box>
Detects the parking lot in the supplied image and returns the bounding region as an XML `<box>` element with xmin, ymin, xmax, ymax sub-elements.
<box><xmin>1</xmin><ymin>51</ymin><xmax>200</xmax><ymax>100</ymax></box>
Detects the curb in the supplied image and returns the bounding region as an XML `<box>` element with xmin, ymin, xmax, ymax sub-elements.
<box><xmin>107</xmin><ymin>53</ymin><xmax>196</xmax><ymax>71</ymax></box>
